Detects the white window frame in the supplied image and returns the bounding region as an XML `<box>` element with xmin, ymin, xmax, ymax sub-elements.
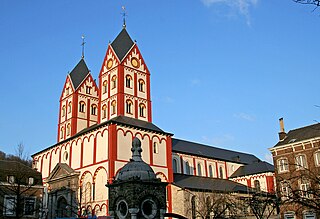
<box><xmin>314</xmin><ymin>151</ymin><xmax>320</xmax><ymax>167</ymax></box>
<box><xmin>28</xmin><ymin>177</ymin><xmax>34</xmax><ymax>185</ymax></box>
<box><xmin>277</xmin><ymin>158</ymin><xmax>289</xmax><ymax>173</ymax></box>
<box><xmin>295</xmin><ymin>154</ymin><xmax>307</xmax><ymax>170</ymax></box>
<box><xmin>300</xmin><ymin>180</ymin><xmax>311</xmax><ymax>198</ymax></box>
<box><xmin>284</xmin><ymin>212</ymin><xmax>296</xmax><ymax>219</ymax></box>
<box><xmin>4</xmin><ymin>195</ymin><xmax>16</xmax><ymax>216</ymax></box>
<box><xmin>24</xmin><ymin>197</ymin><xmax>36</xmax><ymax>216</ymax></box>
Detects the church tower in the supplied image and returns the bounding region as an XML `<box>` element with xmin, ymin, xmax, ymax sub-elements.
<box><xmin>57</xmin><ymin>59</ymin><xmax>99</xmax><ymax>142</ymax></box>
<box><xmin>98</xmin><ymin>27</ymin><xmax>152</xmax><ymax>123</ymax></box>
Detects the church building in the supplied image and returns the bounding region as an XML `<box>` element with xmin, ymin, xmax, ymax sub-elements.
<box><xmin>32</xmin><ymin>25</ymin><xmax>276</xmax><ymax>218</ymax></box>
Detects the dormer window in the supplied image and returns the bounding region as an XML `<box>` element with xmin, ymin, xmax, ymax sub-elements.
<box><xmin>28</xmin><ymin>177</ymin><xmax>34</xmax><ymax>185</ymax></box>
<box><xmin>7</xmin><ymin>175</ymin><xmax>15</xmax><ymax>184</ymax></box>
<box><xmin>86</xmin><ymin>86</ymin><xmax>91</xmax><ymax>94</ymax></box>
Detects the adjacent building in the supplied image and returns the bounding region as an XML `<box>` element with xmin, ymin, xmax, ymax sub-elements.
<box><xmin>270</xmin><ymin>118</ymin><xmax>320</xmax><ymax>219</ymax></box>
<box><xmin>0</xmin><ymin>160</ymin><xmax>43</xmax><ymax>218</ymax></box>
<box><xmin>31</xmin><ymin>25</ymin><xmax>276</xmax><ymax>218</ymax></box>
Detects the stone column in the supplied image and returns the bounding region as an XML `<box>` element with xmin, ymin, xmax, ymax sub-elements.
<box><xmin>129</xmin><ymin>208</ymin><xmax>139</xmax><ymax>219</ymax></box>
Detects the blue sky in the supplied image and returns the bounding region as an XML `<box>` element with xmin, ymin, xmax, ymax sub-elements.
<box><xmin>1</xmin><ymin>0</ymin><xmax>319</xmax><ymax>163</ymax></box>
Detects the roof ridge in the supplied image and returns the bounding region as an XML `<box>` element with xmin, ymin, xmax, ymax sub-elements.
<box><xmin>288</xmin><ymin>122</ymin><xmax>320</xmax><ymax>133</ymax></box>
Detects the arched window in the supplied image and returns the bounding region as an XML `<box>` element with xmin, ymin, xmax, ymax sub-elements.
<box><xmin>62</xmin><ymin>105</ymin><xmax>66</xmax><ymax>116</ymax></box>
<box><xmin>66</xmin><ymin>87</ymin><xmax>70</xmax><ymax>95</ymax></box>
<box><xmin>126</xmin><ymin>100</ymin><xmax>133</xmax><ymax>114</ymax></box>
<box><xmin>209</xmin><ymin>165</ymin><xmax>213</xmax><ymax>177</ymax></box>
<box><xmin>139</xmin><ymin>103</ymin><xmax>146</xmax><ymax>117</ymax></box>
<box><xmin>125</xmin><ymin>75</ymin><xmax>132</xmax><ymax>88</ymax></box>
<box><xmin>173</xmin><ymin>159</ymin><xmax>178</xmax><ymax>173</ymax></box>
<box><xmin>254</xmin><ymin>180</ymin><xmax>261</xmax><ymax>192</ymax></box>
<box><xmin>197</xmin><ymin>163</ymin><xmax>202</xmax><ymax>176</ymax></box>
<box><xmin>91</xmin><ymin>104</ymin><xmax>97</xmax><ymax>115</ymax></box>
<box><xmin>79</xmin><ymin>101</ymin><xmax>85</xmax><ymax>113</ymax></box>
<box><xmin>111</xmin><ymin>76</ymin><xmax>117</xmax><ymax>89</ymax></box>
<box><xmin>138</xmin><ymin>79</ymin><xmax>145</xmax><ymax>92</ymax></box>
<box><xmin>153</xmin><ymin>142</ymin><xmax>158</xmax><ymax>154</ymax></box>
<box><xmin>103</xmin><ymin>80</ymin><xmax>108</xmax><ymax>94</ymax></box>
<box><xmin>67</xmin><ymin>124</ymin><xmax>71</xmax><ymax>136</ymax></box>
<box><xmin>219</xmin><ymin>166</ymin><xmax>224</xmax><ymax>179</ymax></box>
<box><xmin>60</xmin><ymin>127</ymin><xmax>64</xmax><ymax>139</ymax></box>
<box><xmin>102</xmin><ymin>104</ymin><xmax>107</xmax><ymax>119</ymax></box>
<box><xmin>185</xmin><ymin>161</ymin><xmax>191</xmax><ymax>175</ymax></box>
<box><xmin>111</xmin><ymin>101</ymin><xmax>116</xmax><ymax>115</ymax></box>
<box><xmin>68</xmin><ymin>102</ymin><xmax>72</xmax><ymax>113</ymax></box>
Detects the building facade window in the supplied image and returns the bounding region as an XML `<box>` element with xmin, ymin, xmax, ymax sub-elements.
<box><xmin>185</xmin><ymin>161</ymin><xmax>191</xmax><ymax>175</ymax></box>
<box><xmin>209</xmin><ymin>165</ymin><xmax>213</xmax><ymax>177</ymax></box>
<box><xmin>4</xmin><ymin>195</ymin><xmax>16</xmax><ymax>216</ymax></box>
<box><xmin>68</xmin><ymin>102</ymin><xmax>72</xmax><ymax>113</ymax></box>
<box><xmin>111</xmin><ymin>76</ymin><xmax>117</xmax><ymax>89</ymax></box>
<box><xmin>62</xmin><ymin>105</ymin><xmax>66</xmax><ymax>116</ymax></box>
<box><xmin>103</xmin><ymin>80</ymin><xmax>108</xmax><ymax>94</ymax></box>
<box><xmin>67</xmin><ymin>124</ymin><xmax>71</xmax><ymax>135</ymax></box>
<box><xmin>79</xmin><ymin>101</ymin><xmax>85</xmax><ymax>113</ymax></box>
<box><xmin>153</xmin><ymin>142</ymin><xmax>158</xmax><ymax>154</ymax></box>
<box><xmin>111</xmin><ymin>101</ymin><xmax>116</xmax><ymax>115</ymax></box>
<box><xmin>173</xmin><ymin>159</ymin><xmax>178</xmax><ymax>173</ymax></box>
<box><xmin>126</xmin><ymin>100</ymin><xmax>133</xmax><ymax>114</ymax></box>
<box><xmin>197</xmin><ymin>163</ymin><xmax>202</xmax><ymax>176</ymax></box>
<box><xmin>125</xmin><ymin>75</ymin><xmax>132</xmax><ymax>88</ymax></box>
<box><xmin>139</xmin><ymin>103</ymin><xmax>146</xmax><ymax>117</ymax></box>
<box><xmin>254</xmin><ymin>180</ymin><xmax>261</xmax><ymax>192</ymax></box>
<box><xmin>102</xmin><ymin>104</ymin><xmax>107</xmax><ymax>119</ymax></box>
<box><xmin>28</xmin><ymin>177</ymin><xmax>34</xmax><ymax>185</ymax></box>
<box><xmin>91</xmin><ymin>104</ymin><xmax>97</xmax><ymax>115</ymax></box>
<box><xmin>277</xmin><ymin>158</ymin><xmax>289</xmax><ymax>173</ymax></box>
<box><xmin>314</xmin><ymin>151</ymin><xmax>320</xmax><ymax>166</ymax></box>
<box><xmin>295</xmin><ymin>154</ymin><xmax>307</xmax><ymax>170</ymax></box>
<box><xmin>300</xmin><ymin>179</ymin><xmax>311</xmax><ymax>198</ymax></box>
<box><xmin>280</xmin><ymin>181</ymin><xmax>290</xmax><ymax>199</ymax></box>
<box><xmin>219</xmin><ymin>166</ymin><xmax>224</xmax><ymax>179</ymax></box>
<box><xmin>86</xmin><ymin>86</ymin><xmax>91</xmax><ymax>94</ymax></box>
<box><xmin>284</xmin><ymin>212</ymin><xmax>296</xmax><ymax>219</ymax></box>
<box><xmin>60</xmin><ymin>127</ymin><xmax>64</xmax><ymax>139</ymax></box>
<box><xmin>24</xmin><ymin>197</ymin><xmax>36</xmax><ymax>216</ymax></box>
<box><xmin>7</xmin><ymin>175</ymin><xmax>15</xmax><ymax>184</ymax></box>
<box><xmin>138</xmin><ymin>79</ymin><xmax>145</xmax><ymax>92</ymax></box>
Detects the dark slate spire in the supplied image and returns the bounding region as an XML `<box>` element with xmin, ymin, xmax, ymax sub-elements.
<box><xmin>110</xmin><ymin>28</ymin><xmax>134</xmax><ymax>61</ymax></box>
<box><xmin>69</xmin><ymin>59</ymin><xmax>90</xmax><ymax>90</ymax></box>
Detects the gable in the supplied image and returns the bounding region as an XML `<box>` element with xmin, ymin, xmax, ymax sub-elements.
<box><xmin>46</xmin><ymin>163</ymin><xmax>79</xmax><ymax>182</ymax></box>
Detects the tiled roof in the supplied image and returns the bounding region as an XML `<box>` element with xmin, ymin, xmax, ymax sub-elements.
<box><xmin>68</xmin><ymin>59</ymin><xmax>90</xmax><ymax>89</ymax></box>
<box><xmin>274</xmin><ymin>123</ymin><xmax>320</xmax><ymax>147</ymax></box>
<box><xmin>111</xmin><ymin>28</ymin><xmax>134</xmax><ymax>61</ymax></box>
<box><xmin>173</xmin><ymin>173</ymin><xmax>250</xmax><ymax>193</ymax></box>
<box><xmin>229</xmin><ymin>161</ymin><xmax>274</xmax><ymax>178</ymax></box>
<box><xmin>172</xmin><ymin>139</ymin><xmax>260</xmax><ymax>165</ymax></box>
<box><xmin>0</xmin><ymin>160</ymin><xmax>42</xmax><ymax>185</ymax></box>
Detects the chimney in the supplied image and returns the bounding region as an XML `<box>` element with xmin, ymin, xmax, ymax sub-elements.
<box><xmin>278</xmin><ymin>118</ymin><xmax>286</xmax><ymax>141</ymax></box>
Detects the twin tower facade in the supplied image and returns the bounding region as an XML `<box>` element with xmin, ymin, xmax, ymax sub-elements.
<box><xmin>32</xmin><ymin>27</ymin><xmax>173</xmax><ymax>217</ymax></box>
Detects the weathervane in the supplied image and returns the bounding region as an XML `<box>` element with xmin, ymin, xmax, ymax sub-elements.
<box><xmin>121</xmin><ymin>6</ymin><xmax>127</xmax><ymax>28</ymax></box>
<box><xmin>81</xmin><ymin>35</ymin><xmax>86</xmax><ymax>59</ymax></box>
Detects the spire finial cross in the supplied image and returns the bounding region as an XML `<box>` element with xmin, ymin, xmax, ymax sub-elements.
<box><xmin>121</xmin><ymin>6</ymin><xmax>127</xmax><ymax>28</ymax></box>
<box><xmin>81</xmin><ymin>35</ymin><xmax>86</xmax><ymax>59</ymax></box>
